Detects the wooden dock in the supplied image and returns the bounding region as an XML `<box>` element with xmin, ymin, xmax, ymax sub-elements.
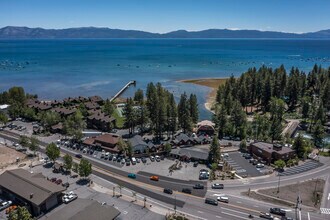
<box><xmin>110</xmin><ymin>80</ymin><xmax>136</xmax><ymax>102</ymax></box>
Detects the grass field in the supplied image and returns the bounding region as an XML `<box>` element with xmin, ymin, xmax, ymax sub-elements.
<box><xmin>112</xmin><ymin>109</ymin><xmax>124</xmax><ymax>128</ymax></box>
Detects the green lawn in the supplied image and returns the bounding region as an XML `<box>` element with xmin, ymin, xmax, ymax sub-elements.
<box><xmin>112</xmin><ymin>109</ymin><xmax>124</xmax><ymax>128</ymax></box>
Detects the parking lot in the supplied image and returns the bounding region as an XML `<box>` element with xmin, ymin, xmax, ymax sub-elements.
<box><xmin>279</xmin><ymin>160</ymin><xmax>322</xmax><ymax>176</ymax></box>
<box><xmin>224</xmin><ymin>152</ymin><xmax>269</xmax><ymax>177</ymax></box>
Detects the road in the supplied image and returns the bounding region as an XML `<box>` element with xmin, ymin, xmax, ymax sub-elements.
<box><xmin>1</xmin><ymin>130</ymin><xmax>329</xmax><ymax>220</ymax></box>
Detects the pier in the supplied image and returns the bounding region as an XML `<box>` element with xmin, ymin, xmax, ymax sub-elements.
<box><xmin>110</xmin><ymin>80</ymin><xmax>136</xmax><ymax>102</ymax></box>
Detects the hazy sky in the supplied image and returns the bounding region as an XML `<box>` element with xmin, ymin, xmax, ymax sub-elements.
<box><xmin>1</xmin><ymin>0</ymin><xmax>329</xmax><ymax>33</ymax></box>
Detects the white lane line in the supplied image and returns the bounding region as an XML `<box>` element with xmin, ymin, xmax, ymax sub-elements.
<box><xmin>221</xmin><ymin>207</ymin><xmax>248</xmax><ymax>216</ymax></box>
<box><xmin>307</xmin><ymin>212</ymin><xmax>310</xmax><ymax>220</ymax></box>
<box><xmin>236</xmin><ymin>201</ymin><xmax>242</xmax><ymax>204</ymax></box>
<box><xmin>328</xmin><ymin>193</ymin><xmax>330</xmax><ymax>200</ymax></box>
<box><xmin>253</xmin><ymin>205</ymin><xmax>259</xmax><ymax>208</ymax></box>
<box><xmin>216</xmin><ymin>216</ymin><xmax>222</xmax><ymax>218</ymax></box>
<box><xmin>221</xmin><ymin>211</ymin><xmax>248</xmax><ymax>220</ymax></box>
<box><xmin>197</xmin><ymin>211</ymin><xmax>204</xmax><ymax>214</ymax></box>
<box><xmin>299</xmin><ymin>210</ymin><xmax>302</xmax><ymax>220</ymax></box>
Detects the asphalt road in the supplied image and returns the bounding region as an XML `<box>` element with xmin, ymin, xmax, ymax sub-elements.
<box><xmin>1</xmin><ymin>130</ymin><xmax>329</xmax><ymax>220</ymax></box>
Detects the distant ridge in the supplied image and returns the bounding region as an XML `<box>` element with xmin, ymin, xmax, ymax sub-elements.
<box><xmin>1</xmin><ymin>26</ymin><xmax>330</xmax><ymax>39</ymax></box>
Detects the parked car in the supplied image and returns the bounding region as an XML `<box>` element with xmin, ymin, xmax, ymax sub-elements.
<box><xmin>0</xmin><ymin>201</ymin><xmax>12</xmax><ymax>211</ymax></box>
<box><xmin>270</xmin><ymin>208</ymin><xmax>286</xmax><ymax>216</ymax></box>
<box><xmin>136</xmin><ymin>158</ymin><xmax>141</xmax><ymax>163</ymax></box>
<box><xmin>150</xmin><ymin>175</ymin><xmax>159</xmax><ymax>181</ymax></box>
<box><xmin>131</xmin><ymin>157</ymin><xmax>137</xmax><ymax>165</ymax></box>
<box><xmin>75</xmin><ymin>154</ymin><xmax>83</xmax><ymax>159</ymax></box>
<box><xmin>211</xmin><ymin>183</ymin><xmax>224</xmax><ymax>189</ymax></box>
<box><xmin>182</xmin><ymin>188</ymin><xmax>192</xmax><ymax>194</ymax></box>
<box><xmin>193</xmin><ymin>183</ymin><xmax>204</xmax><ymax>189</ymax></box>
<box><xmin>128</xmin><ymin>173</ymin><xmax>136</xmax><ymax>179</ymax></box>
<box><xmin>125</xmin><ymin>159</ymin><xmax>130</xmax><ymax>166</ymax></box>
<box><xmin>256</xmin><ymin>163</ymin><xmax>265</xmax><ymax>168</ymax></box>
<box><xmin>155</xmin><ymin>155</ymin><xmax>161</xmax><ymax>162</ymax></box>
<box><xmin>63</xmin><ymin>194</ymin><xmax>78</xmax><ymax>204</ymax></box>
<box><xmin>205</xmin><ymin>198</ymin><xmax>218</xmax><ymax>206</ymax></box>
<box><xmin>193</xmin><ymin>161</ymin><xmax>199</xmax><ymax>167</ymax></box>
<box><xmin>141</xmin><ymin>157</ymin><xmax>147</xmax><ymax>163</ymax></box>
<box><xmin>259</xmin><ymin>212</ymin><xmax>274</xmax><ymax>219</ymax></box>
<box><xmin>50</xmin><ymin>177</ymin><xmax>57</xmax><ymax>182</ymax></box>
<box><xmin>217</xmin><ymin>196</ymin><xmax>229</xmax><ymax>203</ymax></box>
<box><xmin>62</xmin><ymin>182</ymin><xmax>70</xmax><ymax>188</ymax></box>
<box><xmin>150</xmin><ymin>156</ymin><xmax>155</xmax><ymax>162</ymax></box>
<box><xmin>163</xmin><ymin>188</ymin><xmax>173</xmax><ymax>194</ymax></box>
<box><xmin>55</xmin><ymin>179</ymin><xmax>62</xmax><ymax>185</ymax></box>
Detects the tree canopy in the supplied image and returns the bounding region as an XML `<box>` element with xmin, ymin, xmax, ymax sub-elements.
<box><xmin>46</xmin><ymin>143</ymin><xmax>60</xmax><ymax>163</ymax></box>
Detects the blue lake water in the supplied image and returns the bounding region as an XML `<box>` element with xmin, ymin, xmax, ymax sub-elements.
<box><xmin>1</xmin><ymin>39</ymin><xmax>330</xmax><ymax>119</ymax></box>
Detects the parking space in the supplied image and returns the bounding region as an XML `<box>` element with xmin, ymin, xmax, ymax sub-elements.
<box><xmin>224</xmin><ymin>152</ymin><xmax>265</xmax><ymax>177</ymax></box>
<box><xmin>279</xmin><ymin>160</ymin><xmax>322</xmax><ymax>176</ymax></box>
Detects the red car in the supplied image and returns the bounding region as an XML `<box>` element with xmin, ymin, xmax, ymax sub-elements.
<box><xmin>55</xmin><ymin>179</ymin><xmax>62</xmax><ymax>185</ymax></box>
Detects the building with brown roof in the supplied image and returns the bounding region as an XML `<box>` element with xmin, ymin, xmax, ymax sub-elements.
<box><xmin>0</xmin><ymin>169</ymin><xmax>65</xmax><ymax>217</ymax></box>
<box><xmin>87</xmin><ymin>111</ymin><xmax>116</xmax><ymax>132</ymax></box>
<box><xmin>89</xmin><ymin>95</ymin><xmax>103</xmax><ymax>104</ymax></box>
<box><xmin>83</xmin><ymin>133</ymin><xmax>120</xmax><ymax>153</ymax></box>
<box><xmin>52</xmin><ymin>107</ymin><xmax>76</xmax><ymax>117</ymax></box>
<box><xmin>196</xmin><ymin>120</ymin><xmax>215</xmax><ymax>135</ymax></box>
<box><xmin>84</xmin><ymin>101</ymin><xmax>100</xmax><ymax>110</ymax></box>
<box><xmin>248</xmin><ymin>142</ymin><xmax>296</xmax><ymax>164</ymax></box>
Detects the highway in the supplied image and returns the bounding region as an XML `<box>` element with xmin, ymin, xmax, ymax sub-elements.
<box><xmin>1</xmin><ymin>130</ymin><xmax>329</xmax><ymax>219</ymax></box>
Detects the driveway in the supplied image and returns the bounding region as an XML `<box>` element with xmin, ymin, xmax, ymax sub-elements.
<box><xmin>224</xmin><ymin>152</ymin><xmax>264</xmax><ymax>177</ymax></box>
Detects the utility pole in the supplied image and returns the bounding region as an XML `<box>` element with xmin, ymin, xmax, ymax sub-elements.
<box><xmin>277</xmin><ymin>171</ymin><xmax>281</xmax><ymax>194</ymax></box>
<box><xmin>113</xmin><ymin>186</ymin><xmax>115</xmax><ymax>197</ymax></box>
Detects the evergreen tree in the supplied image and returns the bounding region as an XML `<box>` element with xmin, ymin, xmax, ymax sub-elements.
<box><xmin>209</xmin><ymin>135</ymin><xmax>220</xmax><ymax>164</ymax></box>
<box><xmin>293</xmin><ymin>134</ymin><xmax>307</xmax><ymax>158</ymax></box>
<box><xmin>103</xmin><ymin>99</ymin><xmax>114</xmax><ymax>116</ymax></box>
<box><xmin>63</xmin><ymin>110</ymin><xmax>86</xmax><ymax>141</ymax></box>
<box><xmin>214</xmin><ymin>105</ymin><xmax>227</xmax><ymax>139</ymax></box>
<box><xmin>123</xmin><ymin>98</ymin><xmax>135</xmax><ymax>135</ymax></box>
<box><xmin>134</xmin><ymin>89</ymin><xmax>144</xmax><ymax>105</ymax></box>
<box><xmin>167</xmin><ymin>94</ymin><xmax>178</xmax><ymax>137</ymax></box>
<box><xmin>189</xmin><ymin>94</ymin><xmax>199</xmax><ymax>124</ymax></box>
<box><xmin>269</xmin><ymin>98</ymin><xmax>285</xmax><ymax>142</ymax></box>
<box><xmin>313</xmin><ymin>120</ymin><xmax>325</xmax><ymax>148</ymax></box>
<box><xmin>177</xmin><ymin>92</ymin><xmax>192</xmax><ymax>133</ymax></box>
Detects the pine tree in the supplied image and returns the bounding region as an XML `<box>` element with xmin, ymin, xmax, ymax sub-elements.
<box><xmin>269</xmin><ymin>98</ymin><xmax>285</xmax><ymax>142</ymax></box>
<box><xmin>189</xmin><ymin>94</ymin><xmax>199</xmax><ymax>124</ymax></box>
<box><xmin>123</xmin><ymin>98</ymin><xmax>135</xmax><ymax>135</ymax></box>
<box><xmin>209</xmin><ymin>135</ymin><xmax>220</xmax><ymax>164</ymax></box>
<box><xmin>177</xmin><ymin>92</ymin><xmax>192</xmax><ymax>133</ymax></box>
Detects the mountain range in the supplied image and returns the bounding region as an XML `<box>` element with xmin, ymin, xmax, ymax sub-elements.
<box><xmin>1</xmin><ymin>26</ymin><xmax>330</xmax><ymax>39</ymax></box>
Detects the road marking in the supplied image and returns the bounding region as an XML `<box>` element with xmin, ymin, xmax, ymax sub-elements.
<box><xmin>221</xmin><ymin>211</ymin><xmax>248</xmax><ymax>220</ymax></box>
<box><xmin>328</xmin><ymin>193</ymin><xmax>330</xmax><ymax>200</ymax></box>
<box><xmin>299</xmin><ymin>210</ymin><xmax>302</xmax><ymax>220</ymax></box>
<box><xmin>236</xmin><ymin>201</ymin><xmax>242</xmax><ymax>204</ymax></box>
<box><xmin>216</xmin><ymin>216</ymin><xmax>222</xmax><ymax>218</ymax></box>
<box><xmin>221</xmin><ymin>207</ymin><xmax>248</xmax><ymax>216</ymax></box>
<box><xmin>307</xmin><ymin>212</ymin><xmax>310</xmax><ymax>220</ymax></box>
<box><xmin>123</xmin><ymin>211</ymin><xmax>128</xmax><ymax>215</ymax></box>
<box><xmin>197</xmin><ymin>211</ymin><xmax>204</xmax><ymax>214</ymax></box>
<box><xmin>253</xmin><ymin>205</ymin><xmax>259</xmax><ymax>208</ymax></box>
<box><xmin>320</xmin><ymin>208</ymin><xmax>330</xmax><ymax>214</ymax></box>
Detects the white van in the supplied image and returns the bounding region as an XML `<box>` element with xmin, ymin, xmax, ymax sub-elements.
<box><xmin>131</xmin><ymin>157</ymin><xmax>137</xmax><ymax>165</ymax></box>
<box><xmin>217</xmin><ymin>196</ymin><xmax>229</xmax><ymax>203</ymax></box>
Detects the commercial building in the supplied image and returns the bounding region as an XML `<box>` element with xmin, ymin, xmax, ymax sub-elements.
<box><xmin>41</xmin><ymin>198</ymin><xmax>120</xmax><ymax>220</ymax></box>
<box><xmin>196</xmin><ymin>120</ymin><xmax>215</xmax><ymax>135</ymax></box>
<box><xmin>0</xmin><ymin>169</ymin><xmax>65</xmax><ymax>217</ymax></box>
<box><xmin>83</xmin><ymin>133</ymin><xmax>120</xmax><ymax>153</ymax></box>
<box><xmin>248</xmin><ymin>142</ymin><xmax>296</xmax><ymax>164</ymax></box>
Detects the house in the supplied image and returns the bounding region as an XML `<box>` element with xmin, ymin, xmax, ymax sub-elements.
<box><xmin>84</xmin><ymin>102</ymin><xmax>100</xmax><ymax>110</ymax></box>
<box><xmin>170</xmin><ymin>147</ymin><xmax>209</xmax><ymax>162</ymax></box>
<box><xmin>128</xmin><ymin>135</ymin><xmax>156</xmax><ymax>154</ymax></box>
<box><xmin>89</xmin><ymin>95</ymin><xmax>104</xmax><ymax>105</ymax></box>
<box><xmin>52</xmin><ymin>107</ymin><xmax>76</xmax><ymax>117</ymax></box>
<box><xmin>248</xmin><ymin>142</ymin><xmax>296</xmax><ymax>164</ymax></box>
<box><xmin>172</xmin><ymin>133</ymin><xmax>197</xmax><ymax>146</ymax></box>
<box><xmin>83</xmin><ymin>133</ymin><xmax>120</xmax><ymax>153</ymax></box>
<box><xmin>50</xmin><ymin>123</ymin><xmax>63</xmax><ymax>134</ymax></box>
<box><xmin>87</xmin><ymin>111</ymin><xmax>116</xmax><ymax>132</ymax></box>
<box><xmin>196</xmin><ymin>120</ymin><xmax>215</xmax><ymax>136</ymax></box>
<box><xmin>0</xmin><ymin>169</ymin><xmax>65</xmax><ymax>217</ymax></box>
<box><xmin>41</xmin><ymin>198</ymin><xmax>120</xmax><ymax>220</ymax></box>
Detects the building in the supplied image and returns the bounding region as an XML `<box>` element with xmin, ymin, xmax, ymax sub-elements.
<box><xmin>83</xmin><ymin>133</ymin><xmax>120</xmax><ymax>153</ymax></box>
<box><xmin>41</xmin><ymin>198</ymin><xmax>120</xmax><ymax>220</ymax></box>
<box><xmin>0</xmin><ymin>169</ymin><xmax>65</xmax><ymax>217</ymax></box>
<box><xmin>171</xmin><ymin>133</ymin><xmax>198</xmax><ymax>146</ymax></box>
<box><xmin>170</xmin><ymin>147</ymin><xmax>209</xmax><ymax>162</ymax></box>
<box><xmin>87</xmin><ymin>110</ymin><xmax>116</xmax><ymax>132</ymax></box>
<box><xmin>248</xmin><ymin>142</ymin><xmax>296</xmax><ymax>164</ymax></box>
<box><xmin>128</xmin><ymin>135</ymin><xmax>156</xmax><ymax>154</ymax></box>
<box><xmin>196</xmin><ymin>120</ymin><xmax>215</xmax><ymax>136</ymax></box>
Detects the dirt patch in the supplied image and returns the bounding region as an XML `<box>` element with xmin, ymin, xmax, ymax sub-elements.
<box><xmin>244</xmin><ymin>179</ymin><xmax>325</xmax><ymax>209</ymax></box>
<box><xmin>0</xmin><ymin>144</ymin><xmax>26</xmax><ymax>169</ymax></box>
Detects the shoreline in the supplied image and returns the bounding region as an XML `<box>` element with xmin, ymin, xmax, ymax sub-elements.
<box><xmin>179</xmin><ymin>78</ymin><xmax>228</xmax><ymax>113</ymax></box>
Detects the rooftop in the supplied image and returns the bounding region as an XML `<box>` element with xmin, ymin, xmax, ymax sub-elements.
<box><xmin>0</xmin><ymin>169</ymin><xmax>65</xmax><ymax>206</ymax></box>
<box><xmin>252</xmin><ymin>142</ymin><xmax>295</xmax><ymax>154</ymax></box>
<box><xmin>42</xmin><ymin>198</ymin><xmax>121</xmax><ymax>220</ymax></box>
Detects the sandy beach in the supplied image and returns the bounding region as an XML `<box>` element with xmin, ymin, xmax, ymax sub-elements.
<box><xmin>179</xmin><ymin>78</ymin><xmax>228</xmax><ymax>113</ymax></box>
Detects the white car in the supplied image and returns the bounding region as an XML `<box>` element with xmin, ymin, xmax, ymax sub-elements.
<box><xmin>217</xmin><ymin>196</ymin><xmax>229</xmax><ymax>203</ymax></box>
<box><xmin>63</xmin><ymin>194</ymin><xmax>77</xmax><ymax>204</ymax></box>
<box><xmin>155</xmin><ymin>155</ymin><xmax>161</xmax><ymax>162</ymax></box>
<box><xmin>256</xmin><ymin>163</ymin><xmax>265</xmax><ymax>168</ymax></box>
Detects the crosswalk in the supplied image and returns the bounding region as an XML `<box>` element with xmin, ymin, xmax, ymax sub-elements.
<box><xmin>320</xmin><ymin>208</ymin><xmax>330</xmax><ymax>214</ymax></box>
<box><xmin>279</xmin><ymin>160</ymin><xmax>322</xmax><ymax>176</ymax></box>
